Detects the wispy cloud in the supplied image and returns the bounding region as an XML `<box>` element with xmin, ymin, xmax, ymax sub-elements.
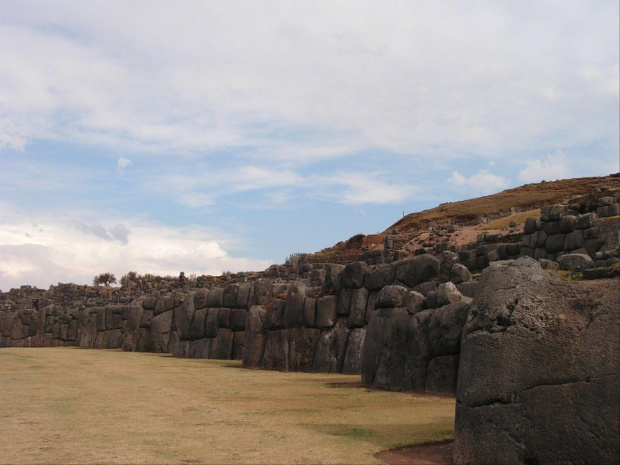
<box><xmin>117</xmin><ymin>157</ymin><xmax>132</xmax><ymax>174</ymax></box>
<box><xmin>517</xmin><ymin>151</ymin><xmax>571</xmax><ymax>183</ymax></box>
<box><xmin>0</xmin><ymin>206</ymin><xmax>271</xmax><ymax>290</ymax></box>
<box><xmin>449</xmin><ymin>170</ymin><xmax>510</xmax><ymax>195</ymax></box>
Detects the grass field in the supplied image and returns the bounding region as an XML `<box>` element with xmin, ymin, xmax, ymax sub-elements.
<box><xmin>0</xmin><ymin>348</ymin><xmax>455</xmax><ymax>464</ymax></box>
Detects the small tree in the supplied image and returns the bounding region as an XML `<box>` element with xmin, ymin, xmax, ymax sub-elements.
<box><xmin>92</xmin><ymin>275</ymin><xmax>100</xmax><ymax>287</ymax></box>
<box><xmin>94</xmin><ymin>272</ymin><xmax>117</xmax><ymax>287</ymax></box>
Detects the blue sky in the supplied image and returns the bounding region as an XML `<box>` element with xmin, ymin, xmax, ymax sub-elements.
<box><xmin>1</xmin><ymin>0</ymin><xmax>618</xmax><ymax>290</ymax></box>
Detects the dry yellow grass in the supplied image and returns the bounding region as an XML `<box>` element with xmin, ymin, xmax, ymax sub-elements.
<box><xmin>0</xmin><ymin>348</ymin><xmax>455</xmax><ymax>464</ymax></box>
<box><xmin>476</xmin><ymin>208</ymin><xmax>540</xmax><ymax>231</ymax></box>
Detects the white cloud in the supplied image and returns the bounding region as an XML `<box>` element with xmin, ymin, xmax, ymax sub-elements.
<box><xmin>517</xmin><ymin>151</ymin><xmax>571</xmax><ymax>183</ymax></box>
<box><xmin>449</xmin><ymin>170</ymin><xmax>510</xmax><ymax>195</ymax></box>
<box><xmin>117</xmin><ymin>157</ymin><xmax>132</xmax><ymax>173</ymax></box>
<box><xmin>0</xmin><ymin>1</ymin><xmax>617</xmax><ymax>161</ymax></box>
<box><xmin>312</xmin><ymin>172</ymin><xmax>415</xmax><ymax>205</ymax></box>
<box><xmin>0</xmin><ymin>208</ymin><xmax>271</xmax><ymax>291</ymax></box>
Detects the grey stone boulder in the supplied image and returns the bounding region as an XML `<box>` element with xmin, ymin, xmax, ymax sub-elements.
<box><xmin>261</xmin><ymin>329</ymin><xmax>289</xmax><ymax>372</ymax></box>
<box><xmin>376</xmin><ymin>285</ymin><xmax>409</xmax><ymax>309</ymax></box>
<box><xmin>394</xmin><ymin>255</ymin><xmax>440</xmax><ymax>288</ymax></box>
<box><xmin>242</xmin><ymin>306</ymin><xmax>268</xmax><ymax>368</ymax></box>
<box><xmin>454</xmin><ymin>256</ymin><xmax>619</xmax><ymax>465</ymax></box>
<box><xmin>342</xmin><ymin>327</ymin><xmax>366</xmax><ymax>375</ymax></box>
<box><xmin>341</xmin><ymin>262</ymin><xmax>370</xmax><ymax>289</ymax></box>
<box><xmin>438</xmin><ymin>251</ymin><xmax>460</xmax><ymax>283</ymax></box>
<box><xmin>427</xmin><ymin>301</ymin><xmax>470</xmax><ymax>357</ymax></box>
<box><xmin>405</xmin><ymin>291</ymin><xmax>426</xmax><ymax>315</ymax></box>
<box><xmin>325</xmin><ymin>264</ymin><xmax>345</xmax><ymax>294</ymax></box>
<box><xmin>425</xmin><ymin>355</ymin><xmax>459</xmax><ymax>395</ymax></box>
<box><xmin>194</xmin><ymin>288</ymin><xmax>209</xmax><ymax>310</ymax></box>
<box><xmin>450</xmin><ymin>264</ymin><xmax>471</xmax><ymax>284</ymax></box>
<box><xmin>312</xmin><ymin>319</ymin><xmax>349</xmax><ymax>373</ymax></box>
<box><xmin>348</xmin><ymin>287</ymin><xmax>369</xmax><ymax>328</ymax></box>
<box><xmin>316</xmin><ymin>296</ymin><xmax>338</xmax><ymax>328</ymax></box>
<box><xmin>288</xmin><ymin>327</ymin><xmax>320</xmax><ymax>372</ymax></box>
<box><xmin>361</xmin><ymin>307</ymin><xmax>410</xmax><ymax>390</ymax></box>
<box><xmin>283</xmin><ymin>281</ymin><xmax>306</xmax><ymax>328</ymax></box>
<box><xmin>557</xmin><ymin>253</ymin><xmax>594</xmax><ymax>272</ymax></box>
<box><xmin>436</xmin><ymin>282</ymin><xmax>462</xmax><ymax>306</ymax></box>
<box><xmin>364</xmin><ymin>264</ymin><xmax>396</xmax><ymax>291</ymax></box>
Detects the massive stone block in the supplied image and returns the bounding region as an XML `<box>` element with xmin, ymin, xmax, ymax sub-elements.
<box><xmin>316</xmin><ymin>296</ymin><xmax>337</xmax><ymax>329</ymax></box>
<box><xmin>288</xmin><ymin>327</ymin><xmax>321</xmax><ymax>372</ymax></box>
<box><xmin>262</xmin><ymin>329</ymin><xmax>289</xmax><ymax>371</ymax></box>
<box><xmin>243</xmin><ymin>306</ymin><xmax>268</xmax><ymax>369</ymax></box>
<box><xmin>394</xmin><ymin>255</ymin><xmax>440</xmax><ymax>288</ymax></box>
<box><xmin>341</xmin><ymin>262</ymin><xmax>370</xmax><ymax>289</ymax></box>
<box><xmin>342</xmin><ymin>327</ymin><xmax>366</xmax><ymax>375</ymax></box>
<box><xmin>361</xmin><ymin>307</ymin><xmax>409</xmax><ymax>390</ymax></box>
<box><xmin>283</xmin><ymin>282</ymin><xmax>306</xmax><ymax>328</ymax></box>
<box><xmin>312</xmin><ymin>319</ymin><xmax>349</xmax><ymax>373</ymax></box>
<box><xmin>454</xmin><ymin>257</ymin><xmax>620</xmax><ymax>465</ymax></box>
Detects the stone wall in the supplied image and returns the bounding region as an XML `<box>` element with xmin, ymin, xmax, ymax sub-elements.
<box><xmin>453</xmin><ymin>257</ymin><xmax>619</xmax><ymax>464</ymax></box>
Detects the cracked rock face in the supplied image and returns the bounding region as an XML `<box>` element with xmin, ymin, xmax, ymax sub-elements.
<box><xmin>454</xmin><ymin>257</ymin><xmax>620</xmax><ymax>465</ymax></box>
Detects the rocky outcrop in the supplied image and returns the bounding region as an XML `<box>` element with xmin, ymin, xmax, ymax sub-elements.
<box><xmin>454</xmin><ymin>257</ymin><xmax>619</xmax><ymax>465</ymax></box>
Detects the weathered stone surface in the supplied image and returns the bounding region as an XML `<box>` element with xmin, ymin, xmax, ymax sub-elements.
<box><xmin>302</xmin><ymin>297</ymin><xmax>316</xmax><ymax>328</ymax></box>
<box><xmin>288</xmin><ymin>327</ymin><xmax>321</xmax><ymax>372</ymax></box>
<box><xmin>544</xmin><ymin>233</ymin><xmax>566</xmax><ymax>254</ymax></box>
<box><xmin>223</xmin><ymin>284</ymin><xmax>239</xmax><ymax>308</ymax></box>
<box><xmin>454</xmin><ymin>257</ymin><xmax>620</xmax><ymax>465</ymax></box>
<box><xmin>188</xmin><ymin>338</ymin><xmax>211</xmax><ymax>358</ymax></box>
<box><xmin>267</xmin><ymin>300</ymin><xmax>285</xmax><ymax>330</ymax></box>
<box><xmin>325</xmin><ymin>264</ymin><xmax>345</xmax><ymax>294</ymax></box>
<box><xmin>235</xmin><ymin>282</ymin><xmax>253</xmax><ymax>308</ymax></box>
<box><xmin>376</xmin><ymin>285</ymin><xmax>409</xmax><ymax>309</ymax></box>
<box><xmin>337</xmin><ymin>288</ymin><xmax>352</xmax><ymax>316</ymax></box>
<box><xmin>206</xmin><ymin>287</ymin><xmax>224</xmax><ymax>308</ymax></box>
<box><xmin>316</xmin><ymin>296</ymin><xmax>337</xmax><ymax>328</ymax></box>
<box><xmin>361</xmin><ymin>307</ymin><xmax>409</xmax><ymax>390</ymax></box>
<box><xmin>403</xmin><ymin>311</ymin><xmax>432</xmax><ymax>393</ymax></box>
<box><xmin>205</xmin><ymin>308</ymin><xmax>220</xmax><ymax>338</ymax></box>
<box><xmin>177</xmin><ymin>293</ymin><xmax>195</xmax><ymax>339</ymax></box>
<box><xmin>312</xmin><ymin>319</ymin><xmax>349</xmax><ymax>373</ymax></box>
<box><xmin>557</xmin><ymin>253</ymin><xmax>594</xmax><ymax>272</ymax></box>
<box><xmin>172</xmin><ymin>339</ymin><xmax>191</xmax><ymax>358</ymax></box>
<box><xmin>283</xmin><ymin>281</ymin><xmax>306</xmax><ymax>327</ymax></box>
<box><xmin>394</xmin><ymin>255</ymin><xmax>440</xmax><ymax>288</ymax></box>
<box><xmin>438</xmin><ymin>251</ymin><xmax>460</xmax><ymax>284</ymax></box>
<box><xmin>261</xmin><ymin>329</ymin><xmax>289</xmax><ymax>371</ymax></box>
<box><xmin>154</xmin><ymin>295</ymin><xmax>174</xmax><ymax>316</ymax></box>
<box><xmin>427</xmin><ymin>301</ymin><xmax>469</xmax><ymax>357</ymax></box>
<box><xmin>540</xmin><ymin>204</ymin><xmax>567</xmax><ymax>221</ymax></box>
<box><xmin>341</xmin><ymin>262</ymin><xmax>370</xmax><ymax>289</ymax></box>
<box><xmin>231</xmin><ymin>309</ymin><xmax>246</xmax><ymax>331</ymax></box>
<box><xmin>232</xmin><ymin>331</ymin><xmax>245</xmax><ymax>360</ymax></box>
<box><xmin>242</xmin><ymin>306</ymin><xmax>268</xmax><ymax>368</ymax></box>
<box><xmin>193</xmin><ymin>288</ymin><xmax>209</xmax><ymax>310</ymax></box>
<box><xmin>190</xmin><ymin>308</ymin><xmax>207</xmax><ymax>340</ymax></box>
<box><xmin>450</xmin><ymin>264</ymin><xmax>471</xmax><ymax>284</ymax></box>
<box><xmin>150</xmin><ymin>310</ymin><xmax>173</xmax><ymax>353</ymax></box>
<box><xmin>405</xmin><ymin>291</ymin><xmax>426</xmax><ymax>315</ymax></box>
<box><xmin>211</xmin><ymin>328</ymin><xmax>234</xmax><ymax>359</ymax></box>
<box><xmin>142</xmin><ymin>297</ymin><xmax>156</xmax><ymax>310</ymax></box>
<box><xmin>425</xmin><ymin>355</ymin><xmax>459</xmax><ymax>395</ymax></box>
<box><xmin>253</xmin><ymin>279</ymin><xmax>274</xmax><ymax>306</ymax></box>
<box><xmin>348</xmin><ymin>287</ymin><xmax>369</xmax><ymax>328</ymax></box>
<box><xmin>436</xmin><ymin>282</ymin><xmax>462</xmax><ymax>306</ymax></box>
<box><xmin>364</xmin><ymin>264</ymin><xmax>396</xmax><ymax>291</ymax></box>
<box><xmin>218</xmin><ymin>307</ymin><xmax>231</xmax><ymax>329</ymax></box>
<box><xmin>342</xmin><ymin>328</ymin><xmax>366</xmax><ymax>375</ymax></box>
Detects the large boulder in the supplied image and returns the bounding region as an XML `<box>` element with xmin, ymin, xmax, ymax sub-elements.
<box><xmin>454</xmin><ymin>257</ymin><xmax>620</xmax><ymax>465</ymax></box>
<box><xmin>361</xmin><ymin>307</ymin><xmax>410</xmax><ymax>390</ymax></box>
<box><xmin>394</xmin><ymin>255</ymin><xmax>440</xmax><ymax>288</ymax></box>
